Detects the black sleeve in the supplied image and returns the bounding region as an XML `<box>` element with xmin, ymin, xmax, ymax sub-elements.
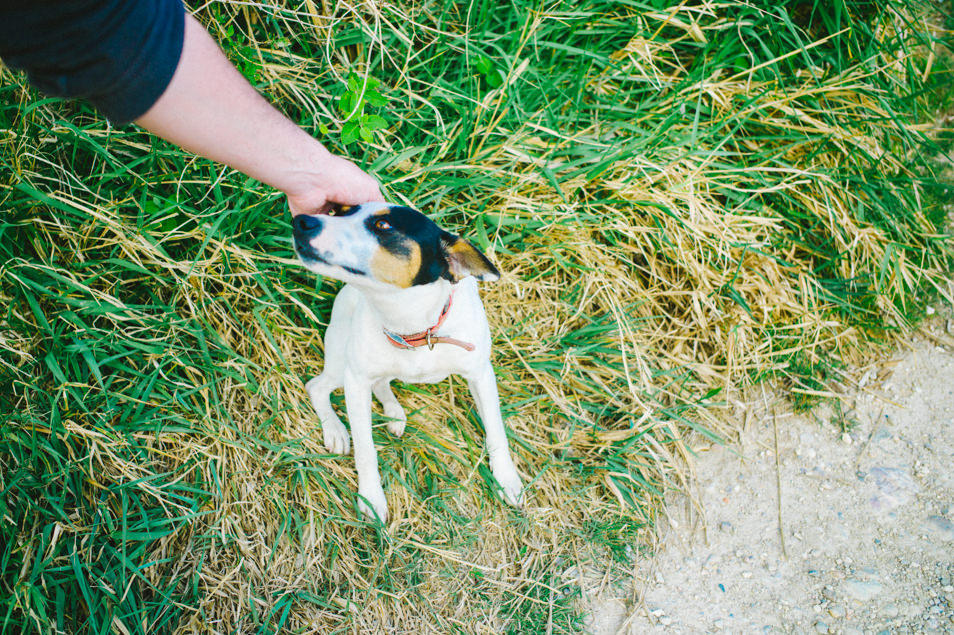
<box><xmin>0</xmin><ymin>0</ymin><xmax>186</xmax><ymax>125</ymax></box>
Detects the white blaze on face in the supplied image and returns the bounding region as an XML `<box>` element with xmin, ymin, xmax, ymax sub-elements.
<box><xmin>306</xmin><ymin>215</ymin><xmax>377</xmax><ymax>275</ymax></box>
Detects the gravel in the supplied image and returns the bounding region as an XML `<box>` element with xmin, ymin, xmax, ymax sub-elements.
<box><xmin>586</xmin><ymin>328</ymin><xmax>954</xmax><ymax>634</ymax></box>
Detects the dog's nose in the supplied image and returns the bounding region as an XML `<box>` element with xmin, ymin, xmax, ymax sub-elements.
<box><xmin>293</xmin><ymin>214</ymin><xmax>322</xmax><ymax>236</ymax></box>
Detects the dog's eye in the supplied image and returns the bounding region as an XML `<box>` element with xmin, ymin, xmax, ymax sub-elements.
<box><xmin>374</xmin><ymin>219</ymin><xmax>392</xmax><ymax>231</ymax></box>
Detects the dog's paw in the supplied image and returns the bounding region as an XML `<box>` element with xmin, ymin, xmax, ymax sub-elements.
<box><xmin>491</xmin><ymin>458</ymin><xmax>524</xmax><ymax>507</ymax></box>
<box><xmin>384</xmin><ymin>404</ymin><xmax>407</xmax><ymax>437</ymax></box>
<box><xmin>322</xmin><ymin>419</ymin><xmax>351</xmax><ymax>455</ymax></box>
<box><xmin>358</xmin><ymin>487</ymin><xmax>389</xmax><ymax>523</ymax></box>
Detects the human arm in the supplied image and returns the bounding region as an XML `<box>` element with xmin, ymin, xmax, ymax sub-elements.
<box><xmin>0</xmin><ymin>1</ymin><xmax>382</xmax><ymax>214</ymax></box>
<box><xmin>135</xmin><ymin>13</ymin><xmax>382</xmax><ymax>215</ymax></box>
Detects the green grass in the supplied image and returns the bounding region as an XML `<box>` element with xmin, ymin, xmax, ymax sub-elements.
<box><xmin>2</xmin><ymin>0</ymin><xmax>952</xmax><ymax>632</ymax></box>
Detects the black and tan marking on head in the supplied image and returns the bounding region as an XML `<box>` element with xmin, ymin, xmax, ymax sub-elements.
<box><xmin>292</xmin><ymin>202</ymin><xmax>500</xmax><ymax>288</ymax></box>
<box><xmin>364</xmin><ymin>205</ymin><xmax>500</xmax><ymax>287</ymax></box>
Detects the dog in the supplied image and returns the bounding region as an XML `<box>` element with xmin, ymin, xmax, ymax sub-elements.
<box><xmin>292</xmin><ymin>202</ymin><xmax>524</xmax><ymax>522</ymax></box>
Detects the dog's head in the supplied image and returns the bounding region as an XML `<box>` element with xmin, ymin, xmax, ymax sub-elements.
<box><xmin>292</xmin><ymin>202</ymin><xmax>500</xmax><ymax>289</ymax></box>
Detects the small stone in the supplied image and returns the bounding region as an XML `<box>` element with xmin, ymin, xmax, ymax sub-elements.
<box><xmin>922</xmin><ymin>515</ymin><xmax>954</xmax><ymax>541</ymax></box>
<box><xmin>868</xmin><ymin>467</ymin><xmax>920</xmax><ymax>515</ymax></box>
<box><xmin>844</xmin><ymin>578</ymin><xmax>883</xmax><ymax>602</ymax></box>
<box><xmin>813</xmin><ymin>620</ymin><xmax>829</xmax><ymax>633</ymax></box>
<box><xmin>828</xmin><ymin>604</ymin><xmax>846</xmax><ymax>619</ymax></box>
<box><xmin>844</xmin><ymin>628</ymin><xmax>864</xmax><ymax>635</ymax></box>
<box><xmin>882</xmin><ymin>603</ymin><xmax>899</xmax><ymax>618</ymax></box>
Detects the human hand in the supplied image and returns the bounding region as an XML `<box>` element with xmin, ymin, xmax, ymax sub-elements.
<box><xmin>286</xmin><ymin>152</ymin><xmax>384</xmax><ymax>217</ymax></box>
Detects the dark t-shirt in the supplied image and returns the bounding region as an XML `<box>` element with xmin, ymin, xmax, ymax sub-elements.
<box><xmin>0</xmin><ymin>0</ymin><xmax>186</xmax><ymax>124</ymax></box>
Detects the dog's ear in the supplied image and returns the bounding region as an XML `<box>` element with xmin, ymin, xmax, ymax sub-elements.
<box><xmin>440</xmin><ymin>234</ymin><xmax>500</xmax><ymax>282</ymax></box>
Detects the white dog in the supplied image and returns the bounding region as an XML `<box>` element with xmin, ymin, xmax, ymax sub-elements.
<box><xmin>292</xmin><ymin>202</ymin><xmax>524</xmax><ymax>522</ymax></box>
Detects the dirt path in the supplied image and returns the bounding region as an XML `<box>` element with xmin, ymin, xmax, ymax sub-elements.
<box><xmin>588</xmin><ymin>322</ymin><xmax>954</xmax><ymax>634</ymax></box>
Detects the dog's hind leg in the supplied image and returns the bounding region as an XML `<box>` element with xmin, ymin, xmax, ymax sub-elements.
<box><xmin>372</xmin><ymin>379</ymin><xmax>407</xmax><ymax>437</ymax></box>
<box><xmin>306</xmin><ymin>373</ymin><xmax>351</xmax><ymax>455</ymax></box>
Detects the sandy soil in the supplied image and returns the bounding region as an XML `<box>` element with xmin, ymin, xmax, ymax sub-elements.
<box><xmin>586</xmin><ymin>317</ymin><xmax>954</xmax><ymax>634</ymax></box>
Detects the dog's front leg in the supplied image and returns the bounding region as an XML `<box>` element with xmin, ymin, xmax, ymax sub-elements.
<box><xmin>343</xmin><ymin>369</ymin><xmax>388</xmax><ymax>522</ymax></box>
<box><xmin>467</xmin><ymin>367</ymin><xmax>524</xmax><ymax>507</ymax></box>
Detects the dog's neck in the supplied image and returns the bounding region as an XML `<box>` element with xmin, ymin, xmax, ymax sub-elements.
<box><xmin>357</xmin><ymin>279</ymin><xmax>455</xmax><ymax>334</ymax></box>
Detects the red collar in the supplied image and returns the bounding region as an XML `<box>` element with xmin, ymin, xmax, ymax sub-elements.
<box><xmin>382</xmin><ymin>289</ymin><xmax>475</xmax><ymax>352</ymax></box>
